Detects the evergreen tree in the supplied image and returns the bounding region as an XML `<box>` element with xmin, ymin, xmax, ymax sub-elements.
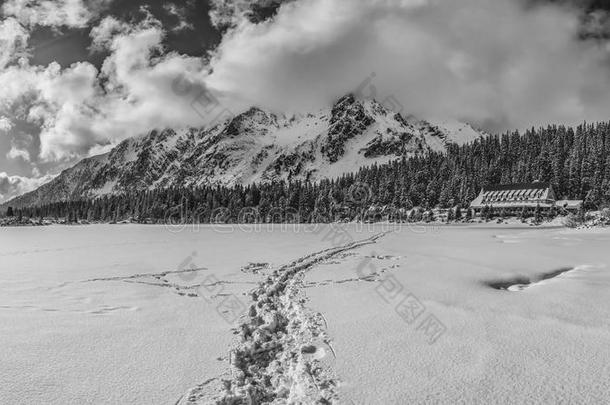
<box><xmin>481</xmin><ymin>205</ymin><xmax>489</xmax><ymax>220</ymax></box>
<box><xmin>447</xmin><ymin>208</ymin><xmax>455</xmax><ymax>223</ymax></box>
<box><xmin>577</xmin><ymin>204</ymin><xmax>586</xmax><ymax>223</ymax></box>
<box><xmin>534</xmin><ymin>204</ymin><xmax>543</xmax><ymax>224</ymax></box>
<box><xmin>519</xmin><ymin>206</ymin><xmax>528</xmax><ymax>221</ymax></box>
<box><xmin>455</xmin><ymin>206</ymin><xmax>462</xmax><ymax>221</ymax></box>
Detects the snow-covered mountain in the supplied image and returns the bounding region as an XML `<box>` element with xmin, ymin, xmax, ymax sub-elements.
<box><xmin>4</xmin><ymin>95</ymin><xmax>483</xmax><ymax>208</ymax></box>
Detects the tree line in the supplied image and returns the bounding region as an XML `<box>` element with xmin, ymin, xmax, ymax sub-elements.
<box><xmin>3</xmin><ymin>121</ymin><xmax>610</xmax><ymax>223</ymax></box>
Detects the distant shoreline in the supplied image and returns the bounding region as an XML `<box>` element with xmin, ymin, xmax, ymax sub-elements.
<box><xmin>1</xmin><ymin>217</ymin><xmax>604</xmax><ymax>230</ymax></box>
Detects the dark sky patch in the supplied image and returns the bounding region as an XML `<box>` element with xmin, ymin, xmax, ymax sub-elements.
<box><xmin>27</xmin><ymin>0</ymin><xmax>222</xmax><ymax>69</ymax></box>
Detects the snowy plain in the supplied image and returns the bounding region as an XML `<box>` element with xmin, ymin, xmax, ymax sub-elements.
<box><xmin>305</xmin><ymin>225</ymin><xmax>610</xmax><ymax>403</ymax></box>
<box><xmin>0</xmin><ymin>224</ymin><xmax>365</xmax><ymax>404</ymax></box>
<box><xmin>1</xmin><ymin>224</ymin><xmax>609</xmax><ymax>404</ymax></box>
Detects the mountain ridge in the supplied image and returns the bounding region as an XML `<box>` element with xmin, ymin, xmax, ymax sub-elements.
<box><xmin>3</xmin><ymin>94</ymin><xmax>484</xmax><ymax>209</ymax></box>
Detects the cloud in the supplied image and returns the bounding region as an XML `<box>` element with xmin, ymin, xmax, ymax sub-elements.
<box><xmin>0</xmin><ymin>14</ymin><xmax>218</xmax><ymax>162</ymax></box>
<box><xmin>7</xmin><ymin>145</ymin><xmax>30</xmax><ymax>161</ymax></box>
<box><xmin>163</xmin><ymin>3</ymin><xmax>195</xmax><ymax>32</ymax></box>
<box><xmin>89</xmin><ymin>15</ymin><xmax>130</xmax><ymax>52</ymax></box>
<box><xmin>580</xmin><ymin>9</ymin><xmax>610</xmax><ymax>39</ymax></box>
<box><xmin>205</xmin><ymin>0</ymin><xmax>610</xmax><ymax>132</ymax></box>
<box><xmin>1</xmin><ymin>0</ymin><xmax>111</xmax><ymax>29</ymax></box>
<box><xmin>0</xmin><ymin>117</ymin><xmax>13</xmax><ymax>132</ymax></box>
<box><xmin>209</xmin><ymin>0</ymin><xmax>294</xmax><ymax>29</ymax></box>
<box><xmin>0</xmin><ymin>17</ymin><xmax>29</xmax><ymax>69</ymax></box>
<box><xmin>1</xmin><ymin>60</ymin><xmax>103</xmax><ymax>161</ymax></box>
<box><xmin>4</xmin><ymin>0</ymin><xmax>610</xmax><ymax>178</ymax></box>
<box><xmin>0</xmin><ymin>171</ymin><xmax>55</xmax><ymax>203</ymax></box>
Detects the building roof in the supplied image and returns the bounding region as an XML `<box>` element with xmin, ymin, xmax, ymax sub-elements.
<box><xmin>470</xmin><ymin>182</ymin><xmax>555</xmax><ymax>208</ymax></box>
<box><xmin>474</xmin><ymin>202</ymin><xmax>555</xmax><ymax>209</ymax></box>
<box><xmin>481</xmin><ymin>182</ymin><xmax>551</xmax><ymax>192</ymax></box>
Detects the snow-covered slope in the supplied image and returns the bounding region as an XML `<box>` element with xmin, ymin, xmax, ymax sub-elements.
<box><xmin>4</xmin><ymin>95</ymin><xmax>484</xmax><ymax>208</ymax></box>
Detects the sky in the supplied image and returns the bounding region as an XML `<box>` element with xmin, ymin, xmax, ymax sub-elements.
<box><xmin>1</xmin><ymin>0</ymin><xmax>610</xmax><ymax>202</ymax></box>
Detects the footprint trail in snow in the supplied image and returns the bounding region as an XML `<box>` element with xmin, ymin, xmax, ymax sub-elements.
<box><xmin>179</xmin><ymin>231</ymin><xmax>391</xmax><ymax>405</ymax></box>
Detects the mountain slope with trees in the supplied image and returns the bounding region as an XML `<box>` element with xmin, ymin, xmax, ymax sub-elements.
<box><xmin>1</xmin><ymin>95</ymin><xmax>482</xmax><ymax>210</ymax></box>
<box><xmin>5</xmin><ymin>121</ymin><xmax>610</xmax><ymax>223</ymax></box>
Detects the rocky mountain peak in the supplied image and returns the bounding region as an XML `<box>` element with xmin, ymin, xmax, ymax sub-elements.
<box><xmin>2</xmin><ymin>96</ymin><xmax>484</xmax><ymax>209</ymax></box>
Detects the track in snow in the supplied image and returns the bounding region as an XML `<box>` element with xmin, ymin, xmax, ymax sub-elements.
<box><xmin>179</xmin><ymin>231</ymin><xmax>390</xmax><ymax>404</ymax></box>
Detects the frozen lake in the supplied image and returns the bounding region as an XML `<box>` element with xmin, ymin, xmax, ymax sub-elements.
<box><xmin>1</xmin><ymin>224</ymin><xmax>609</xmax><ymax>404</ymax></box>
<box><xmin>0</xmin><ymin>224</ymin><xmax>367</xmax><ymax>404</ymax></box>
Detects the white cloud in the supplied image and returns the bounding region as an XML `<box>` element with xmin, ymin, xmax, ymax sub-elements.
<box><xmin>205</xmin><ymin>0</ymin><xmax>610</xmax><ymax>132</ymax></box>
<box><xmin>0</xmin><ymin>17</ymin><xmax>29</xmax><ymax>69</ymax></box>
<box><xmin>0</xmin><ymin>117</ymin><xmax>13</xmax><ymax>132</ymax></box>
<box><xmin>209</xmin><ymin>0</ymin><xmax>294</xmax><ymax>28</ymax></box>
<box><xmin>209</xmin><ymin>0</ymin><xmax>248</xmax><ymax>28</ymax></box>
<box><xmin>89</xmin><ymin>15</ymin><xmax>130</xmax><ymax>52</ymax></box>
<box><xmin>0</xmin><ymin>171</ymin><xmax>56</xmax><ymax>203</ymax></box>
<box><xmin>163</xmin><ymin>3</ymin><xmax>194</xmax><ymax>32</ymax></box>
<box><xmin>3</xmin><ymin>0</ymin><xmax>610</xmax><ymax>177</ymax></box>
<box><xmin>7</xmin><ymin>145</ymin><xmax>30</xmax><ymax>161</ymax></box>
<box><xmin>1</xmin><ymin>0</ymin><xmax>108</xmax><ymax>29</ymax></box>
<box><xmin>0</xmin><ymin>14</ymin><xmax>218</xmax><ymax>162</ymax></box>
